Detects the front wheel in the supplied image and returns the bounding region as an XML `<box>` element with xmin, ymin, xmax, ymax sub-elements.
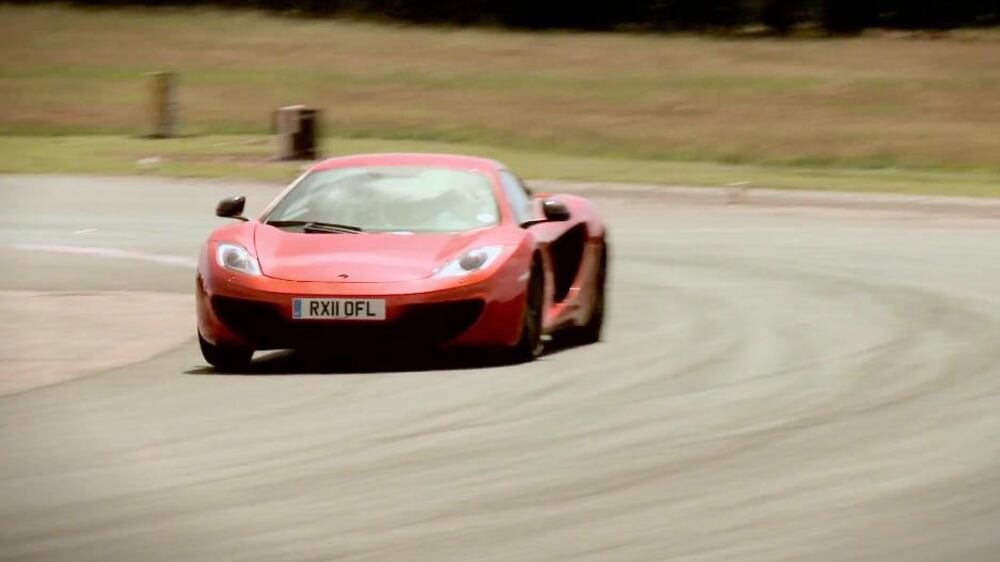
<box><xmin>198</xmin><ymin>333</ymin><xmax>253</xmax><ymax>371</ymax></box>
<box><xmin>507</xmin><ymin>263</ymin><xmax>545</xmax><ymax>363</ymax></box>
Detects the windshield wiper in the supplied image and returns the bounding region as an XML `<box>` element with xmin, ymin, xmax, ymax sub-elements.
<box><xmin>265</xmin><ymin>220</ymin><xmax>364</xmax><ymax>233</ymax></box>
<box><xmin>304</xmin><ymin>222</ymin><xmax>365</xmax><ymax>234</ymax></box>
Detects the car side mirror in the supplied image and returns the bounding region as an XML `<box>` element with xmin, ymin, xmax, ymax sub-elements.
<box><xmin>521</xmin><ymin>198</ymin><xmax>571</xmax><ymax>228</ymax></box>
<box><xmin>542</xmin><ymin>199</ymin><xmax>571</xmax><ymax>221</ymax></box>
<box><xmin>216</xmin><ymin>195</ymin><xmax>247</xmax><ymax>221</ymax></box>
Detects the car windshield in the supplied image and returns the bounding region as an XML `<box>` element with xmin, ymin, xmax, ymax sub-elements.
<box><xmin>263</xmin><ymin>166</ymin><xmax>500</xmax><ymax>233</ymax></box>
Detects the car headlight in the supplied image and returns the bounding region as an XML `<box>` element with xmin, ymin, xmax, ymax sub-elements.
<box><xmin>216</xmin><ymin>243</ymin><xmax>261</xmax><ymax>276</ymax></box>
<box><xmin>433</xmin><ymin>246</ymin><xmax>504</xmax><ymax>278</ymax></box>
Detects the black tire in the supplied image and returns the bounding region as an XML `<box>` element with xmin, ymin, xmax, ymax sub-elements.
<box><xmin>198</xmin><ymin>332</ymin><xmax>253</xmax><ymax>371</ymax></box>
<box><xmin>508</xmin><ymin>261</ymin><xmax>545</xmax><ymax>363</ymax></box>
<box><xmin>573</xmin><ymin>243</ymin><xmax>607</xmax><ymax>345</ymax></box>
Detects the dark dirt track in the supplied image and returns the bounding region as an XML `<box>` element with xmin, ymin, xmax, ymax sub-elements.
<box><xmin>1</xmin><ymin>175</ymin><xmax>999</xmax><ymax>562</ymax></box>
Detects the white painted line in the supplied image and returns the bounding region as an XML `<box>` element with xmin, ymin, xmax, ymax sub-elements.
<box><xmin>11</xmin><ymin>244</ymin><xmax>196</xmax><ymax>268</ymax></box>
<box><xmin>73</xmin><ymin>228</ymin><xmax>98</xmax><ymax>235</ymax></box>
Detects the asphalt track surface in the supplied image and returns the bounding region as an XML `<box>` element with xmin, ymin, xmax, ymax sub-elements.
<box><xmin>2</xmin><ymin>175</ymin><xmax>1000</xmax><ymax>561</ymax></box>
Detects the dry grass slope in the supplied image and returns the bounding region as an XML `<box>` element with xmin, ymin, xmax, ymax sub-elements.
<box><xmin>3</xmin><ymin>6</ymin><xmax>1000</xmax><ymax>170</ymax></box>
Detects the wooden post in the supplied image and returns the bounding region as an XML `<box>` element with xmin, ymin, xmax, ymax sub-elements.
<box><xmin>275</xmin><ymin>105</ymin><xmax>320</xmax><ymax>160</ymax></box>
<box><xmin>149</xmin><ymin>71</ymin><xmax>178</xmax><ymax>138</ymax></box>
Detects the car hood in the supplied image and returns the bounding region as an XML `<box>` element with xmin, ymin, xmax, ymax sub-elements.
<box><xmin>253</xmin><ymin>223</ymin><xmax>492</xmax><ymax>283</ymax></box>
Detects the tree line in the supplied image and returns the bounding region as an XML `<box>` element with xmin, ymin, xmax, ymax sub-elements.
<box><xmin>33</xmin><ymin>0</ymin><xmax>1000</xmax><ymax>33</ymax></box>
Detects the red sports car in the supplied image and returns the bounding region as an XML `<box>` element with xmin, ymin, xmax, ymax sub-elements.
<box><xmin>196</xmin><ymin>153</ymin><xmax>608</xmax><ymax>369</ymax></box>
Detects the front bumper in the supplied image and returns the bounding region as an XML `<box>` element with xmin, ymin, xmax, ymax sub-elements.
<box><xmin>196</xmin><ymin>252</ymin><xmax>529</xmax><ymax>351</ymax></box>
<box><xmin>209</xmin><ymin>295</ymin><xmax>486</xmax><ymax>349</ymax></box>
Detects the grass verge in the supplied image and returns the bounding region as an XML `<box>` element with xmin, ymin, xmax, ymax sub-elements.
<box><xmin>2</xmin><ymin>6</ymin><xmax>999</xmax><ymax>196</ymax></box>
<box><xmin>2</xmin><ymin>135</ymin><xmax>999</xmax><ymax>197</ymax></box>
<box><xmin>2</xmin><ymin>6</ymin><xmax>1000</xmax><ymax>175</ymax></box>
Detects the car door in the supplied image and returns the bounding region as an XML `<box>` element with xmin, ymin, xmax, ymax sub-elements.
<box><xmin>499</xmin><ymin>170</ymin><xmax>587</xmax><ymax>306</ymax></box>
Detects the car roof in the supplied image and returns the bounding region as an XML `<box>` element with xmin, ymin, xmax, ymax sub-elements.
<box><xmin>310</xmin><ymin>153</ymin><xmax>505</xmax><ymax>173</ymax></box>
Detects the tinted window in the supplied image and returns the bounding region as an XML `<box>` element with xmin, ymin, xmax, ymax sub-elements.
<box><xmin>499</xmin><ymin>170</ymin><xmax>533</xmax><ymax>224</ymax></box>
<box><xmin>265</xmin><ymin>166</ymin><xmax>499</xmax><ymax>233</ymax></box>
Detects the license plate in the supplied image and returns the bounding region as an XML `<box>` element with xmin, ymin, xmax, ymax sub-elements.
<box><xmin>293</xmin><ymin>298</ymin><xmax>386</xmax><ymax>320</ymax></box>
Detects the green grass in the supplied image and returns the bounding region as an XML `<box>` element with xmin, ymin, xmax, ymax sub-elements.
<box><xmin>3</xmin><ymin>135</ymin><xmax>1000</xmax><ymax>197</ymax></box>
<box><xmin>1</xmin><ymin>5</ymin><xmax>1000</xmax><ymax>196</ymax></box>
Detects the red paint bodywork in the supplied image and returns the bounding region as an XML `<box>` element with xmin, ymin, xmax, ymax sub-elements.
<box><xmin>197</xmin><ymin>153</ymin><xmax>606</xmax><ymax>352</ymax></box>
